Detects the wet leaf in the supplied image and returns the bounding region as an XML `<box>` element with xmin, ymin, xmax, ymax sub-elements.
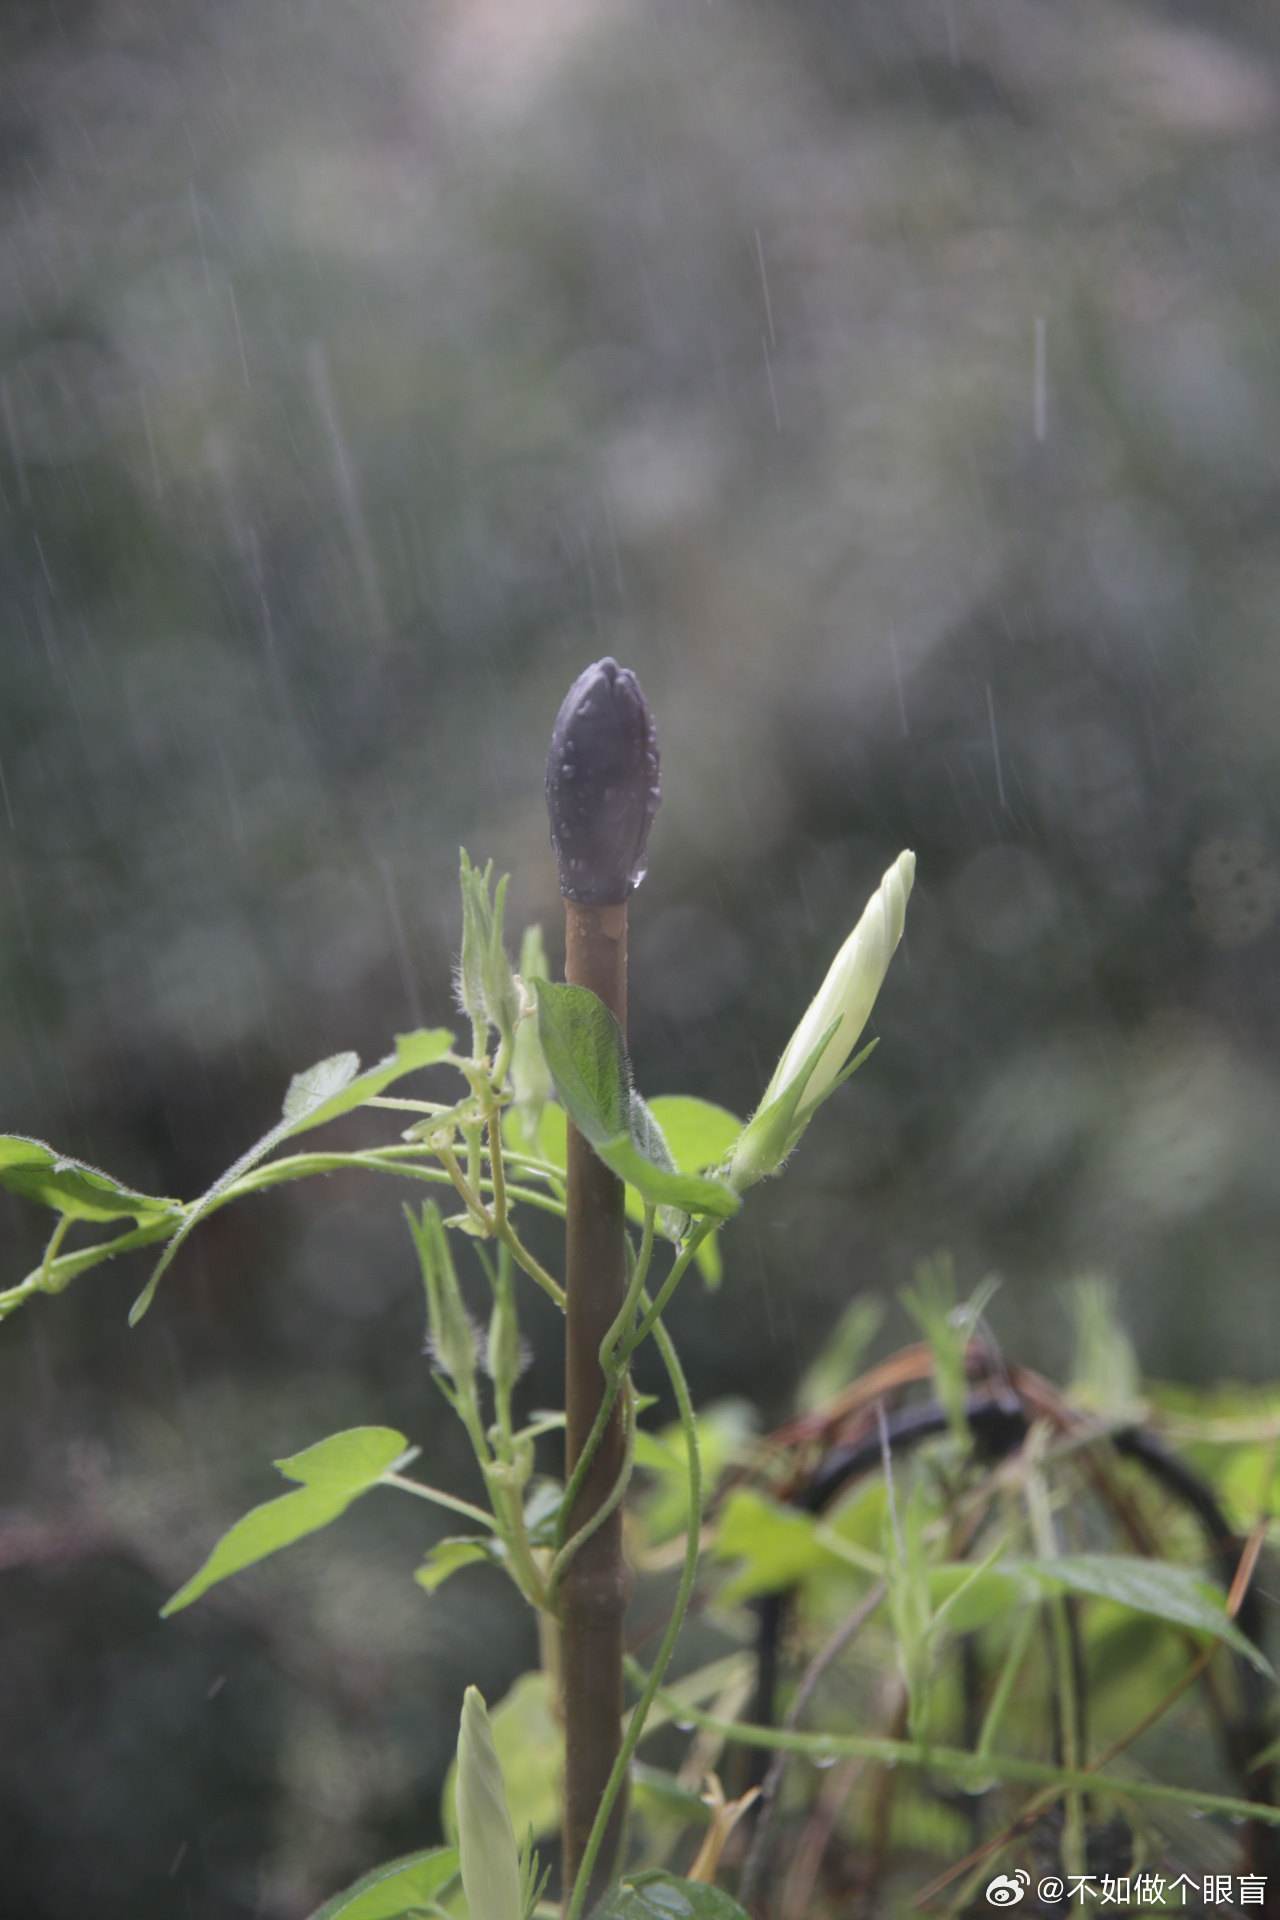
<box><xmin>0</xmin><ymin>1136</ymin><xmax>180</xmax><ymax>1224</ymax></box>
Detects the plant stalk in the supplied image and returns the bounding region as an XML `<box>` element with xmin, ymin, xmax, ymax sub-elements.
<box><xmin>561</xmin><ymin>896</ymin><xmax>634</xmax><ymax>1907</ymax></box>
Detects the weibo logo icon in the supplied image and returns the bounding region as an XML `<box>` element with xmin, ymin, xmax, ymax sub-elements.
<box><xmin>986</xmin><ymin>1871</ymin><xmax>1031</xmax><ymax>1906</ymax></box>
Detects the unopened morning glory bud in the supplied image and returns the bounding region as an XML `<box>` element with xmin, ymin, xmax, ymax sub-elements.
<box><xmin>729</xmin><ymin>851</ymin><xmax>915</xmax><ymax>1192</ymax></box>
<box><xmin>545</xmin><ymin>656</ymin><xmax>660</xmax><ymax>903</ymax></box>
<box><xmin>510</xmin><ymin>924</ymin><xmax>554</xmax><ymax>1131</ymax></box>
<box><xmin>408</xmin><ymin>1202</ymin><xmax>478</xmax><ymax>1408</ymax></box>
<box><xmin>458</xmin><ymin>850</ymin><xmax>519</xmax><ymax>1049</ymax></box>
<box><xmin>456</xmin><ymin>1686</ymin><xmax>523</xmax><ymax>1920</ymax></box>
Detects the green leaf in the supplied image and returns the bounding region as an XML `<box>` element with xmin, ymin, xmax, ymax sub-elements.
<box><xmin>535</xmin><ymin>982</ymin><xmax>630</xmax><ymax>1141</ymax></box>
<box><xmin>629</xmin><ymin>1764</ymin><xmax>712</xmax><ymax>1831</ymax></box>
<box><xmin>161</xmin><ymin>1427</ymin><xmax>410</xmax><ymax>1616</ymax></box>
<box><xmin>307</xmin><ymin>1848</ymin><xmax>459</xmax><ymax>1920</ymax></box>
<box><xmin>287</xmin><ymin>1028</ymin><xmax>457</xmax><ymax>1128</ymax></box>
<box><xmin>414</xmin><ymin>1536</ymin><xmax>501</xmax><ymax>1594</ymax></box>
<box><xmin>130</xmin><ymin>1028</ymin><xmax>454</xmax><ymax>1323</ymax></box>
<box><xmin>604</xmin><ymin>1125</ymin><xmax>739</xmax><ymax>1221</ymax></box>
<box><xmin>635</xmin><ymin>1402</ymin><xmax>756</xmax><ymax>1546</ymax></box>
<box><xmin>626</xmin><ymin>1100</ymin><xmax>738</xmax><ymax>1265</ymax></box>
<box><xmin>927</xmin><ymin>1562</ymin><xmax>1029</xmax><ymax>1635</ymax></box>
<box><xmin>592</xmin><ymin>1870</ymin><xmax>750</xmax><ymax>1920</ymax></box>
<box><xmin>1019</xmin><ymin>1555</ymin><xmax>1273</xmax><ymax>1676</ymax></box>
<box><xmin>0</xmin><ymin>1136</ymin><xmax>181</xmax><ymax>1225</ymax></box>
<box><xmin>531</xmin><ymin>1101</ymin><xmax>730</xmax><ymax>1267</ymax></box>
<box><xmin>712</xmin><ymin>1489</ymin><xmax>858</xmax><ymax>1600</ymax></box>
<box><xmin>522</xmin><ymin>1477</ymin><xmax>564</xmax><ymax>1549</ymax></box>
<box><xmin>537</xmin><ymin>1103</ymin><xmax>568</xmax><ymax>1171</ymax></box>
<box><xmin>283</xmin><ymin>1052</ymin><xmax>361</xmax><ymax>1120</ymax></box>
<box><xmin>536</xmin><ymin>985</ymin><xmax>739</xmax><ymax>1221</ymax></box>
<box><xmin>642</xmin><ymin>1098</ymin><xmax>742</xmax><ymax>1176</ymax></box>
<box><xmin>443</xmin><ymin>1670</ymin><xmax>563</xmax><ymax>1845</ymax></box>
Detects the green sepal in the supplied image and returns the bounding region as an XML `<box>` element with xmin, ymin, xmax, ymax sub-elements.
<box><xmin>407</xmin><ymin>1202</ymin><xmax>478</xmax><ymax>1402</ymax></box>
<box><xmin>726</xmin><ymin>1018</ymin><xmax>840</xmax><ymax>1193</ymax></box>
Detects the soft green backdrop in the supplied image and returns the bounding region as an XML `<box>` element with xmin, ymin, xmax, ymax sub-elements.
<box><xmin>4</xmin><ymin>0</ymin><xmax>1280</xmax><ymax>1912</ymax></box>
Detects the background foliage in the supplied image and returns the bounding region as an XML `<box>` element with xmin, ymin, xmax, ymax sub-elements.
<box><xmin>4</xmin><ymin>0</ymin><xmax>1280</xmax><ymax>1912</ymax></box>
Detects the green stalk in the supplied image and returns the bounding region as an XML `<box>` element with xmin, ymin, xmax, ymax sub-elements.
<box><xmin>625</xmin><ymin>1694</ymin><xmax>1280</xmax><ymax>1829</ymax></box>
<box><xmin>1024</xmin><ymin>1458</ymin><xmax>1086</xmax><ymax>1879</ymax></box>
<box><xmin>976</xmin><ymin>1605</ymin><xmax>1038</xmax><ymax>1760</ymax></box>
<box><xmin>623</xmin><ymin>1219</ymin><xmax>712</xmax><ymax>1356</ymax></box>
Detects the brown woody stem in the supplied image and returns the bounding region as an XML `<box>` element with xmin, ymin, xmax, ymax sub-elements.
<box><xmin>561</xmin><ymin>897</ymin><xmax>635</xmax><ymax>1909</ymax></box>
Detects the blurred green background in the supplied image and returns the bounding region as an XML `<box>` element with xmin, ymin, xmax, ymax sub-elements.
<box><xmin>4</xmin><ymin>0</ymin><xmax>1280</xmax><ymax>1910</ymax></box>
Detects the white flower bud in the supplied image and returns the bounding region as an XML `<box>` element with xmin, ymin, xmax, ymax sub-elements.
<box><xmin>729</xmin><ymin>851</ymin><xmax>914</xmax><ymax>1191</ymax></box>
<box><xmin>456</xmin><ymin>1686</ymin><xmax>523</xmax><ymax>1920</ymax></box>
<box><xmin>763</xmin><ymin>850</ymin><xmax>914</xmax><ymax>1115</ymax></box>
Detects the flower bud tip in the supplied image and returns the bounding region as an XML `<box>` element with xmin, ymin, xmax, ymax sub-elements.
<box><xmin>545</xmin><ymin>657</ymin><xmax>660</xmax><ymax>904</ymax></box>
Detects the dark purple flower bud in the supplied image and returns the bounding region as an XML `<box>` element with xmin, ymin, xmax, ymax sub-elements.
<box><xmin>545</xmin><ymin>657</ymin><xmax>660</xmax><ymax>904</ymax></box>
